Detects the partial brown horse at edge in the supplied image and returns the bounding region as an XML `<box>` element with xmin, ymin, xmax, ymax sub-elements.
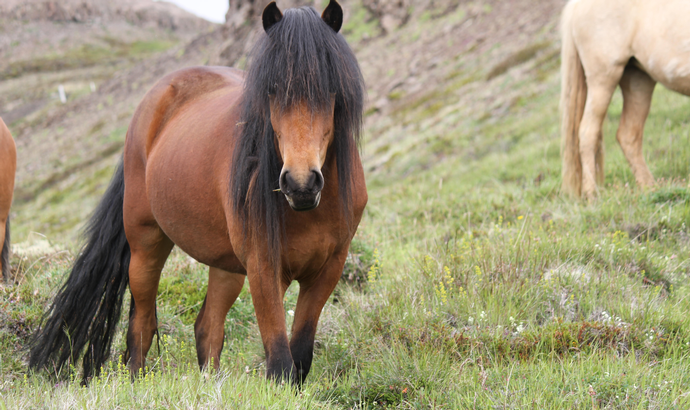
<box><xmin>560</xmin><ymin>0</ymin><xmax>690</xmax><ymax>198</ymax></box>
<box><xmin>0</xmin><ymin>117</ymin><xmax>16</xmax><ymax>282</ymax></box>
<box><xmin>29</xmin><ymin>0</ymin><xmax>366</xmax><ymax>385</ymax></box>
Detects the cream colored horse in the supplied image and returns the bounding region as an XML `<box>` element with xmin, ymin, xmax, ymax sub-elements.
<box><xmin>561</xmin><ymin>0</ymin><xmax>690</xmax><ymax>198</ymax></box>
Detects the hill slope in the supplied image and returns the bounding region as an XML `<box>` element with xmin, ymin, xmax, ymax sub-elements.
<box><xmin>6</xmin><ymin>0</ymin><xmax>566</xmax><ymax>243</ymax></box>
<box><xmin>2</xmin><ymin>0</ymin><xmax>690</xmax><ymax>408</ymax></box>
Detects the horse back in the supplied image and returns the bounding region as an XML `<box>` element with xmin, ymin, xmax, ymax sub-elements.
<box><xmin>127</xmin><ymin>66</ymin><xmax>245</xmax><ymax>159</ymax></box>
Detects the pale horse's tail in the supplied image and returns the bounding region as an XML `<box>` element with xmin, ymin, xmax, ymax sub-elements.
<box><xmin>560</xmin><ymin>1</ymin><xmax>590</xmax><ymax>197</ymax></box>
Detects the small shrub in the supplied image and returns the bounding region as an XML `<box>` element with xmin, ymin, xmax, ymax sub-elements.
<box><xmin>341</xmin><ymin>238</ymin><xmax>377</xmax><ymax>288</ymax></box>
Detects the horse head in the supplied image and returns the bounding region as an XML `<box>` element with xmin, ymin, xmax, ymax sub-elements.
<box><xmin>270</xmin><ymin>96</ymin><xmax>335</xmax><ymax>211</ymax></box>
<box><xmin>263</xmin><ymin>0</ymin><xmax>344</xmax><ymax>212</ymax></box>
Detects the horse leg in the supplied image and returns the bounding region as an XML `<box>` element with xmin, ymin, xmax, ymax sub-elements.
<box><xmin>194</xmin><ymin>267</ymin><xmax>245</xmax><ymax>371</ymax></box>
<box><xmin>290</xmin><ymin>249</ymin><xmax>347</xmax><ymax>384</ymax></box>
<box><xmin>121</xmin><ymin>157</ymin><xmax>175</xmax><ymax>376</ymax></box>
<box><xmin>617</xmin><ymin>65</ymin><xmax>656</xmax><ymax>188</ymax></box>
<box><xmin>0</xmin><ymin>217</ymin><xmax>7</xmax><ymax>281</ymax></box>
<box><xmin>246</xmin><ymin>261</ymin><xmax>296</xmax><ymax>382</ymax></box>
<box><xmin>125</xmin><ymin>225</ymin><xmax>173</xmax><ymax>375</ymax></box>
<box><xmin>579</xmin><ymin>69</ymin><xmax>624</xmax><ymax>198</ymax></box>
<box><xmin>0</xmin><ymin>189</ymin><xmax>10</xmax><ymax>282</ymax></box>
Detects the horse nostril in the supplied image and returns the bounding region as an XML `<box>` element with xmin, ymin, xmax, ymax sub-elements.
<box><xmin>311</xmin><ymin>170</ymin><xmax>324</xmax><ymax>193</ymax></box>
<box><xmin>280</xmin><ymin>170</ymin><xmax>291</xmax><ymax>193</ymax></box>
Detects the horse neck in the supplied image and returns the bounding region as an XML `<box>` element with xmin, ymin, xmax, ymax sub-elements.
<box><xmin>321</xmin><ymin>145</ymin><xmax>342</xmax><ymax>197</ymax></box>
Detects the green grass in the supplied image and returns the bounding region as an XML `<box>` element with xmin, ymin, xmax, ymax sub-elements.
<box><xmin>3</xmin><ymin>5</ymin><xmax>690</xmax><ymax>409</ymax></box>
<box><xmin>3</xmin><ymin>80</ymin><xmax>688</xmax><ymax>406</ymax></box>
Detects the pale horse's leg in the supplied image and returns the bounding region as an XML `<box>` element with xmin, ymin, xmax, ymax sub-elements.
<box><xmin>616</xmin><ymin>65</ymin><xmax>656</xmax><ymax>188</ymax></box>
<box><xmin>579</xmin><ymin>66</ymin><xmax>625</xmax><ymax>198</ymax></box>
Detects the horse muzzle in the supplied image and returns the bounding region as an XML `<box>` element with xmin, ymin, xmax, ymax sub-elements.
<box><xmin>280</xmin><ymin>169</ymin><xmax>324</xmax><ymax>211</ymax></box>
<box><xmin>284</xmin><ymin>190</ymin><xmax>322</xmax><ymax>211</ymax></box>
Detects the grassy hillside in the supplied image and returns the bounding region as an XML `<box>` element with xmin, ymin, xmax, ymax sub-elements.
<box><xmin>2</xmin><ymin>0</ymin><xmax>690</xmax><ymax>408</ymax></box>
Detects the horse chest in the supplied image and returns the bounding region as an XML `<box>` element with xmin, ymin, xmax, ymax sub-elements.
<box><xmin>282</xmin><ymin>228</ymin><xmax>338</xmax><ymax>279</ymax></box>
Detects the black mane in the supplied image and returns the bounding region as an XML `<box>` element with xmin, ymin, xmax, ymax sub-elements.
<box><xmin>230</xmin><ymin>5</ymin><xmax>364</xmax><ymax>268</ymax></box>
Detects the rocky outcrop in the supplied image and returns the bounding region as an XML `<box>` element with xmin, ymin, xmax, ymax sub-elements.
<box><xmin>225</xmin><ymin>0</ymin><xmax>261</xmax><ymax>29</ymax></box>
<box><xmin>362</xmin><ymin>0</ymin><xmax>460</xmax><ymax>33</ymax></box>
<box><xmin>214</xmin><ymin>0</ymin><xmax>313</xmax><ymax>66</ymax></box>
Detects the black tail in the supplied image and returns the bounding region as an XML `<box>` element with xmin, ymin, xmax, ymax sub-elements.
<box><xmin>1</xmin><ymin>217</ymin><xmax>9</xmax><ymax>282</ymax></box>
<box><xmin>29</xmin><ymin>161</ymin><xmax>130</xmax><ymax>381</ymax></box>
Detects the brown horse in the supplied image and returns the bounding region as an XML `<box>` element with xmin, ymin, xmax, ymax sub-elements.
<box><xmin>0</xmin><ymin>117</ymin><xmax>16</xmax><ymax>282</ymax></box>
<box><xmin>560</xmin><ymin>0</ymin><xmax>690</xmax><ymax>198</ymax></box>
<box><xmin>30</xmin><ymin>0</ymin><xmax>366</xmax><ymax>384</ymax></box>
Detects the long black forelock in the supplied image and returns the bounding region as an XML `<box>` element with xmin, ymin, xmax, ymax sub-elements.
<box><xmin>231</xmin><ymin>5</ymin><xmax>364</xmax><ymax>269</ymax></box>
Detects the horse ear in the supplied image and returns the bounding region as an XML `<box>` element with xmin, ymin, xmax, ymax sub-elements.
<box><xmin>321</xmin><ymin>0</ymin><xmax>343</xmax><ymax>33</ymax></box>
<box><xmin>262</xmin><ymin>2</ymin><xmax>283</xmax><ymax>32</ymax></box>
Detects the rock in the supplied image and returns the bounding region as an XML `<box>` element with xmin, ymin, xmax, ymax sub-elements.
<box><xmin>225</xmin><ymin>0</ymin><xmax>260</xmax><ymax>29</ymax></box>
<box><xmin>362</xmin><ymin>0</ymin><xmax>463</xmax><ymax>33</ymax></box>
<box><xmin>363</xmin><ymin>0</ymin><xmax>409</xmax><ymax>33</ymax></box>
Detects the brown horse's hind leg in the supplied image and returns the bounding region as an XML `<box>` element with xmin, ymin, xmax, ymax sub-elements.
<box><xmin>123</xmin><ymin>160</ymin><xmax>174</xmax><ymax>375</ymax></box>
<box><xmin>125</xmin><ymin>226</ymin><xmax>173</xmax><ymax>375</ymax></box>
<box><xmin>617</xmin><ymin>66</ymin><xmax>656</xmax><ymax>188</ymax></box>
<box><xmin>194</xmin><ymin>267</ymin><xmax>245</xmax><ymax>371</ymax></box>
<box><xmin>290</xmin><ymin>249</ymin><xmax>347</xmax><ymax>384</ymax></box>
